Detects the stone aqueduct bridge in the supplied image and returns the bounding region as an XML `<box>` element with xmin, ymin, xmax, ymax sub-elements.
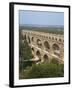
<box><xmin>21</xmin><ymin>30</ymin><xmax>64</xmax><ymax>64</ymax></box>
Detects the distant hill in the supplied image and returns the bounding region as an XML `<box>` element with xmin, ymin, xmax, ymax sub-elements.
<box><xmin>19</xmin><ymin>24</ymin><xmax>64</xmax><ymax>35</ymax></box>
<box><xmin>20</xmin><ymin>24</ymin><xmax>64</xmax><ymax>28</ymax></box>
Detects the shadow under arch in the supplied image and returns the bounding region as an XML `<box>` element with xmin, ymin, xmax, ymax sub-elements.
<box><xmin>52</xmin><ymin>43</ymin><xmax>60</xmax><ymax>50</ymax></box>
<box><xmin>36</xmin><ymin>50</ymin><xmax>41</xmax><ymax>60</ymax></box>
<box><xmin>44</xmin><ymin>41</ymin><xmax>50</xmax><ymax>52</ymax></box>
<box><xmin>43</xmin><ymin>54</ymin><xmax>49</xmax><ymax>63</ymax></box>
<box><xmin>23</xmin><ymin>34</ymin><xmax>26</xmax><ymax>40</ymax></box>
<box><xmin>28</xmin><ymin>36</ymin><xmax>31</xmax><ymax>43</ymax></box>
<box><xmin>52</xmin><ymin>43</ymin><xmax>60</xmax><ymax>57</ymax></box>
<box><xmin>37</xmin><ymin>39</ymin><xmax>42</xmax><ymax>48</ymax></box>
<box><xmin>31</xmin><ymin>37</ymin><xmax>34</xmax><ymax>42</ymax></box>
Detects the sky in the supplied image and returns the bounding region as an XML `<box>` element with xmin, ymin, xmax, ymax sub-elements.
<box><xmin>19</xmin><ymin>10</ymin><xmax>64</xmax><ymax>26</ymax></box>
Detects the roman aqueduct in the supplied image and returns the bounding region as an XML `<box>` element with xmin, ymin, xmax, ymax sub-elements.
<box><xmin>21</xmin><ymin>30</ymin><xmax>64</xmax><ymax>64</ymax></box>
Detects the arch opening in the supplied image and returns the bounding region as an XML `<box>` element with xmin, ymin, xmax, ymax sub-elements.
<box><xmin>52</xmin><ymin>43</ymin><xmax>60</xmax><ymax>57</ymax></box>
<box><xmin>52</xmin><ymin>37</ymin><xmax>54</xmax><ymax>40</ymax></box>
<box><xmin>23</xmin><ymin>34</ymin><xmax>26</xmax><ymax>40</ymax></box>
<box><xmin>32</xmin><ymin>48</ymin><xmax>34</xmax><ymax>52</ymax></box>
<box><xmin>44</xmin><ymin>41</ymin><xmax>50</xmax><ymax>52</ymax></box>
<box><xmin>43</xmin><ymin>54</ymin><xmax>49</xmax><ymax>62</ymax></box>
<box><xmin>49</xmin><ymin>37</ymin><xmax>51</xmax><ymax>39</ymax></box>
<box><xmin>37</xmin><ymin>39</ymin><xmax>42</xmax><ymax>48</ymax></box>
<box><xmin>52</xmin><ymin>43</ymin><xmax>60</xmax><ymax>50</ymax></box>
<box><xmin>55</xmin><ymin>38</ymin><xmax>57</xmax><ymax>41</ymax></box>
<box><xmin>28</xmin><ymin>36</ymin><xmax>31</xmax><ymax>43</ymax></box>
<box><xmin>36</xmin><ymin>51</ymin><xmax>41</xmax><ymax>60</ymax></box>
<box><xmin>32</xmin><ymin>37</ymin><xmax>34</xmax><ymax>42</ymax></box>
<box><xmin>59</xmin><ymin>39</ymin><xmax>62</xmax><ymax>42</ymax></box>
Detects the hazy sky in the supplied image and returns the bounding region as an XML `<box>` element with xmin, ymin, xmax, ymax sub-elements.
<box><xmin>19</xmin><ymin>10</ymin><xmax>64</xmax><ymax>26</ymax></box>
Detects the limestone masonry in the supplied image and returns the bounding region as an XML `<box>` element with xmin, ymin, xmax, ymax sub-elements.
<box><xmin>21</xmin><ymin>30</ymin><xmax>64</xmax><ymax>64</ymax></box>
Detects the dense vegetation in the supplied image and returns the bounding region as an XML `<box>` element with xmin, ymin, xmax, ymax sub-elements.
<box><xmin>19</xmin><ymin>26</ymin><xmax>64</xmax><ymax>35</ymax></box>
<box><xmin>19</xmin><ymin>30</ymin><xmax>33</xmax><ymax>60</ymax></box>
<box><xmin>19</xmin><ymin>40</ymin><xmax>33</xmax><ymax>60</ymax></box>
<box><xmin>19</xmin><ymin>30</ymin><xmax>34</xmax><ymax>73</ymax></box>
<box><xmin>19</xmin><ymin>55</ymin><xmax>64</xmax><ymax>79</ymax></box>
<box><xmin>19</xmin><ymin>61</ymin><xmax>64</xmax><ymax>79</ymax></box>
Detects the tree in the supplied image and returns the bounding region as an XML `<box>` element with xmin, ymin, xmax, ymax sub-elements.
<box><xmin>19</xmin><ymin>30</ymin><xmax>34</xmax><ymax>73</ymax></box>
<box><xmin>19</xmin><ymin>40</ymin><xmax>33</xmax><ymax>60</ymax></box>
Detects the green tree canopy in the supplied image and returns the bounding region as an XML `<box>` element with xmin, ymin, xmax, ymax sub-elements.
<box><xmin>21</xmin><ymin>63</ymin><xmax>64</xmax><ymax>79</ymax></box>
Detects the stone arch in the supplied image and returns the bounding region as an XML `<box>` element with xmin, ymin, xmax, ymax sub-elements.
<box><xmin>59</xmin><ymin>38</ymin><xmax>62</xmax><ymax>42</ymax></box>
<box><xmin>44</xmin><ymin>41</ymin><xmax>50</xmax><ymax>52</ymax></box>
<box><xmin>36</xmin><ymin>50</ymin><xmax>41</xmax><ymax>60</ymax></box>
<box><xmin>52</xmin><ymin>43</ymin><xmax>60</xmax><ymax>50</ymax></box>
<box><xmin>49</xmin><ymin>36</ymin><xmax>51</xmax><ymax>39</ymax></box>
<box><xmin>43</xmin><ymin>54</ymin><xmax>49</xmax><ymax>62</ymax></box>
<box><xmin>32</xmin><ymin>47</ymin><xmax>34</xmax><ymax>51</ymax></box>
<box><xmin>37</xmin><ymin>39</ymin><xmax>42</xmax><ymax>48</ymax></box>
<box><xmin>28</xmin><ymin>36</ymin><xmax>31</xmax><ymax>43</ymax></box>
<box><xmin>55</xmin><ymin>38</ymin><xmax>57</xmax><ymax>41</ymax></box>
<box><xmin>23</xmin><ymin>34</ymin><xmax>26</xmax><ymax>40</ymax></box>
<box><xmin>31</xmin><ymin>37</ymin><xmax>34</xmax><ymax>42</ymax></box>
<box><xmin>52</xmin><ymin>37</ymin><xmax>54</xmax><ymax>40</ymax></box>
<box><xmin>52</xmin><ymin>43</ymin><xmax>60</xmax><ymax>57</ymax></box>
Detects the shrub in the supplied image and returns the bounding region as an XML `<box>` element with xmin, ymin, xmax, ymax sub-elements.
<box><xmin>50</xmin><ymin>58</ymin><xmax>59</xmax><ymax>64</ymax></box>
<box><xmin>20</xmin><ymin>63</ymin><xmax>64</xmax><ymax>79</ymax></box>
<box><xmin>19</xmin><ymin>40</ymin><xmax>33</xmax><ymax>60</ymax></box>
<box><xmin>19</xmin><ymin>61</ymin><xmax>34</xmax><ymax>72</ymax></box>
